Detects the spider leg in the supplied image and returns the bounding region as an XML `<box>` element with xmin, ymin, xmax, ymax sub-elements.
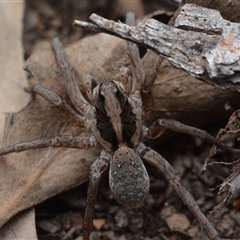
<box><xmin>33</xmin><ymin>84</ymin><xmax>87</xmax><ymax>129</ymax></box>
<box><xmin>0</xmin><ymin>136</ymin><xmax>96</xmax><ymax>156</ymax></box>
<box><xmin>137</xmin><ymin>143</ymin><xmax>220</xmax><ymax>240</ymax></box>
<box><xmin>125</xmin><ymin>12</ymin><xmax>144</xmax><ymax>98</ymax></box>
<box><xmin>141</xmin><ymin>55</ymin><xmax>163</xmax><ymax>115</ymax></box>
<box><xmin>119</xmin><ymin>67</ymin><xmax>132</xmax><ymax>96</ymax></box>
<box><xmin>146</xmin><ymin>118</ymin><xmax>240</xmax><ymax>155</ymax></box>
<box><xmin>143</xmin><ymin>55</ymin><xmax>162</xmax><ymax>92</ymax></box>
<box><xmin>83</xmin><ymin>149</ymin><xmax>110</xmax><ymax>240</ymax></box>
<box><xmin>128</xmin><ymin>43</ymin><xmax>144</xmax><ymax>97</ymax></box>
<box><xmin>125</xmin><ymin>12</ymin><xmax>162</xmax><ymax>116</ymax></box>
<box><xmin>52</xmin><ymin>37</ymin><xmax>92</xmax><ymax>117</ymax></box>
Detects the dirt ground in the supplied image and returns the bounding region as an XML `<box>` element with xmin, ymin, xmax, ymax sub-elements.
<box><xmin>22</xmin><ymin>1</ymin><xmax>240</xmax><ymax>239</ymax></box>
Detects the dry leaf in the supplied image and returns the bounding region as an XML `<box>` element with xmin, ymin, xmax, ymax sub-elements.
<box><xmin>0</xmin><ymin>2</ymin><xmax>30</xmax><ymax>146</ymax></box>
<box><xmin>0</xmin><ymin>209</ymin><xmax>37</xmax><ymax>239</ymax></box>
<box><xmin>0</xmin><ymin>2</ymin><xmax>36</xmax><ymax>239</ymax></box>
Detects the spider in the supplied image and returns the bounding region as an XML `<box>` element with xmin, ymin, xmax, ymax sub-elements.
<box><xmin>0</xmin><ymin>14</ymin><xmax>229</xmax><ymax>240</ymax></box>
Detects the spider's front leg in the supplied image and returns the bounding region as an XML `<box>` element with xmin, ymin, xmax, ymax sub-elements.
<box><xmin>137</xmin><ymin>143</ymin><xmax>220</xmax><ymax>240</ymax></box>
<box><xmin>52</xmin><ymin>37</ymin><xmax>92</xmax><ymax>116</ymax></box>
<box><xmin>125</xmin><ymin>12</ymin><xmax>162</xmax><ymax>115</ymax></box>
<box><xmin>30</xmin><ymin>37</ymin><xmax>93</xmax><ymax>129</ymax></box>
<box><xmin>83</xmin><ymin>149</ymin><xmax>110</xmax><ymax>240</ymax></box>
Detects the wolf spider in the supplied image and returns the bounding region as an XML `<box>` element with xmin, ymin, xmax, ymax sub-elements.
<box><xmin>2</xmin><ymin>14</ymin><xmax>238</xmax><ymax>240</ymax></box>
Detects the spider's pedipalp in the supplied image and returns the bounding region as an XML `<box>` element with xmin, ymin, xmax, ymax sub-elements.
<box><xmin>84</xmin><ymin>75</ymin><xmax>99</xmax><ymax>105</ymax></box>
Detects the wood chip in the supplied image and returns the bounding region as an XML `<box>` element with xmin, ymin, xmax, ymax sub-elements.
<box><xmin>93</xmin><ymin>218</ymin><xmax>106</xmax><ymax>230</ymax></box>
<box><xmin>165</xmin><ymin>213</ymin><xmax>190</xmax><ymax>231</ymax></box>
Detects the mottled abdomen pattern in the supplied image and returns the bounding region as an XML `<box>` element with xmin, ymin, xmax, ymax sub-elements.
<box><xmin>109</xmin><ymin>146</ymin><xmax>150</xmax><ymax>209</ymax></box>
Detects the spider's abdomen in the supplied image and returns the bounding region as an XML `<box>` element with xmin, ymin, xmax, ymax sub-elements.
<box><xmin>109</xmin><ymin>146</ymin><xmax>149</xmax><ymax>209</ymax></box>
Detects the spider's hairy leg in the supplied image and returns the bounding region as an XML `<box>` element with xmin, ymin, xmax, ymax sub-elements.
<box><xmin>52</xmin><ymin>37</ymin><xmax>92</xmax><ymax>116</ymax></box>
<box><xmin>137</xmin><ymin>143</ymin><xmax>220</xmax><ymax>240</ymax></box>
<box><xmin>128</xmin><ymin>43</ymin><xmax>144</xmax><ymax>96</ymax></box>
<box><xmin>146</xmin><ymin>118</ymin><xmax>240</xmax><ymax>155</ymax></box>
<box><xmin>83</xmin><ymin>149</ymin><xmax>110</xmax><ymax>240</ymax></box>
<box><xmin>0</xmin><ymin>136</ymin><xmax>96</xmax><ymax>156</ymax></box>
<box><xmin>141</xmin><ymin>55</ymin><xmax>163</xmax><ymax>115</ymax></box>
<box><xmin>143</xmin><ymin>55</ymin><xmax>162</xmax><ymax>92</ymax></box>
<box><xmin>119</xmin><ymin>67</ymin><xmax>132</xmax><ymax>96</ymax></box>
<box><xmin>126</xmin><ymin>12</ymin><xmax>162</xmax><ymax>115</ymax></box>
<box><xmin>125</xmin><ymin>12</ymin><xmax>144</xmax><ymax>98</ymax></box>
<box><xmin>83</xmin><ymin>75</ymin><xmax>98</xmax><ymax>105</ymax></box>
<box><xmin>33</xmin><ymin>84</ymin><xmax>87</xmax><ymax>129</ymax></box>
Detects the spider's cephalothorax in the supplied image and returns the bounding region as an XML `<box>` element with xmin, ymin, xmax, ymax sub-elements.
<box><xmin>92</xmin><ymin>80</ymin><xmax>150</xmax><ymax>208</ymax></box>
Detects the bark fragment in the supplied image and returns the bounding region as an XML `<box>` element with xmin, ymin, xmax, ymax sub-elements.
<box><xmin>74</xmin><ymin>4</ymin><xmax>240</xmax><ymax>90</ymax></box>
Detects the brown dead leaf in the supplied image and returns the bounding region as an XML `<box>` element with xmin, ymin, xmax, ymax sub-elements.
<box><xmin>0</xmin><ymin>209</ymin><xmax>37</xmax><ymax>239</ymax></box>
<box><xmin>0</xmin><ymin>2</ymin><xmax>36</xmax><ymax>239</ymax></box>
<box><xmin>0</xmin><ymin>2</ymin><xmax>30</xmax><ymax>146</ymax></box>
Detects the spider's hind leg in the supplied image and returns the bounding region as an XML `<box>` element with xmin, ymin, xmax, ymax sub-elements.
<box><xmin>83</xmin><ymin>149</ymin><xmax>110</xmax><ymax>240</ymax></box>
<box><xmin>137</xmin><ymin>142</ymin><xmax>220</xmax><ymax>240</ymax></box>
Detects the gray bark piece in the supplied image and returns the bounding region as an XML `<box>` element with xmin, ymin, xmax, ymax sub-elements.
<box><xmin>74</xmin><ymin>4</ymin><xmax>240</xmax><ymax>91</ymax></box>
<box><xmin>175</xmin><ymin>4</ymin><xmax>240</xmax><ymax>87</ymax></box>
